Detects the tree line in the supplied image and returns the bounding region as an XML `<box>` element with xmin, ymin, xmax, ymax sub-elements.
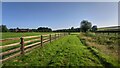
<box><xmin>53</xmin><ymin>27</ymin><xmax>80</xmax><ymax>32</ymax></box>
<box><xmin>0</xmin><ymin>25</ymin><xmax>52</xmax><ymax>32</ymax></box>
<box><xmin>0</xmin><ymin>20</ymin><xmax>97</xmax><ymax>32</ymax></box>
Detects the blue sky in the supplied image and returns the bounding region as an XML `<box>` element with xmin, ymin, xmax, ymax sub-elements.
<box><xmin>2</xmin><ymin>2</ymin><xmax>118</xmax><ymax>30</ymax></box>
<box><xmin>2</xmin><ymin>0</ymin><xmax>120</xmax><ymax>2</ymax></box>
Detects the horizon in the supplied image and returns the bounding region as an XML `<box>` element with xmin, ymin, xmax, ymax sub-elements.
<box><xmin>2</xmin><ymin>2</ymin><xmax>118</xmax><ymax>30</ymax></box>
<box><xmin>1</xmin><ymin>24</ymin><xmax>119</xmax><ymax>31</ymax></box>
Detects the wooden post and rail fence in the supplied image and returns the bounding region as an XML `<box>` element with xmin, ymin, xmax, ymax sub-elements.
<box><xmin>0</xmin><ymin>33</ymin><xmax>68</xmax><ymax>62</ymax></box>
<box><xmin>95</xmin><ymin>30</ymin><xmax>120</xmax><ymax>35</ymax></box>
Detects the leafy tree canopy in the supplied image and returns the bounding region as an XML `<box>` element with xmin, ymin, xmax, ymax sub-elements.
<box><xmin>92</xmin><ymin>25</ymin><xmax>97</xmax><ymax>32</ymax></box>
<box><xmin>0</xmin><ymin>25</ymin><xmax>9</xmax><ymax>32</ymax></box>
<box><xmin>80</xmin><ymin>20</ymin><xmax>92</xmax><ymax>32</ymax></box>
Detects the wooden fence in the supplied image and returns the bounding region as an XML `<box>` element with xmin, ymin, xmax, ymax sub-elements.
<box><xmin>0</xmin><ymin>33</ymin><xmax>68</xmax><ymax>62</ymax></box>
<box><xmin>95</xmin><ymin>30</ymin><xmax>119</xmax><ymax>35</ymax></box>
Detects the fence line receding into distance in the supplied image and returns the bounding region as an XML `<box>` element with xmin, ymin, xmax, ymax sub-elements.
<box><xmin>0</xmin><ymin>33</ymin><xmax>68</xmax><ymax>62</ymax></box>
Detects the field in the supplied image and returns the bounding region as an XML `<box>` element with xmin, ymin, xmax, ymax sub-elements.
<box><xmin>1</xmin><ymin>32</ymin><xmax>57</xmax><ymax>46</ymax></box>
<box><xmin>1</xmin><ymin>32</ymin><xmax>54</xmax><ymax>39</ymax></box>
<box><xmin>79</xmin><ymin>32</ymin><xmax>119</xmax><ymax>66</ymax></box>
<box><xmin>1</xmin><ymin>32</ymin><xmax>119</xmax><ymax>67</ymax></box>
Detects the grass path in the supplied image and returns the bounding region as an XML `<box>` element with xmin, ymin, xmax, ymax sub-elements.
<box><xmin>2</xmin><ymin>35</ymin><xmax>114</xmax><ymax>66</ymax></box>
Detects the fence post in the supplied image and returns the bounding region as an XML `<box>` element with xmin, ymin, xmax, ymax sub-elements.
<box><xmin>59</xmin><ymin>33</ymin><xmax>60</xmax><ymax>38</ymax></box>
<box><xmin>20</xmin><ymin>37</ymin><xmax>24</xmax><ymax>55</ymax></box>
<box><xmin>60</xmin><ymin>33</ymin><xmax>61</xmax><ymax>37</ymax></box>
<box><xmin>41</xmin><ymin>35</ymin><xmax>43</xmax><ymax>46</ymax></box>
<box><xmin>50</xmin><ymin>34</ymin><xmax>51</xmax><ymax>43</ymax></box>
<box><xmin>64</xmin><ymin>33</ymin><xmax>65</xmax><ymax>36</ymax></box>
<box><xmin>68</xmin><ymin>32</ymin><xmax>70</xmax><ymax>35</ymax></box>
<box><xmin>58</xmin><ymin>33</ymin><xmax>59</xmax><ymax>38</ymax></box>
<box><xmin>55</xmin><ymin>34</ymin><xmax>56</xmax><ymax>40</ymax></box>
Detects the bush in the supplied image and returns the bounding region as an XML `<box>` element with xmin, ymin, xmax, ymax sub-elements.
<box><xmin>85</xmin><ymin>32</ymin><xmax>96</xmax><ymax>37</ymax></box>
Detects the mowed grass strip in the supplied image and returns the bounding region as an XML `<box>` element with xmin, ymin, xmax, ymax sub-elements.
<box><xmin>2</xmin><ymin>35</ymin><xmax>102</xmax><ymax>66</ymax></box>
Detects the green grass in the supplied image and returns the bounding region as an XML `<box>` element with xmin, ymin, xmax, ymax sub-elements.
<box><xmin>1</xmin><ymin>32</ymin><xmax>56</xmax><ymax>46</ymax></box>
<box><xmin>2</xmin><ymin>35</ymin><xmax>102</xmax><ymax>66</ymax></box>
<box><xmin>1</xmin><ymin>36</ymin><xmax>50</xmax><ymax>46</ymax></box>
<box><xmin>69</xmin><ymin>32</ymin><xmax>80</xmax><ymax>35</ymax></box>
<box><xmin>1</xmin><ymin>32</ymin><xmax>54</xmax><ymax>39</ymax></box>
<box><xmin>79</xmin><ymin>32</ymin><xmax>119</xmax><ymax>66</ymax></box>
<box><xmin>84</xmin><ymin>32</ymin><xmax>119</xmax><ymax>46</ymax></box>
<box><xmin>2</xmin><ymin>34</ymin><xmax>118</xmax><ymax>67</ymax></box>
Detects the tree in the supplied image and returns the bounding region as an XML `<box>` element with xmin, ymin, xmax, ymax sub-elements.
<box><xmin>71</xmin><ymin>27</ymin><xmax>74</xmax><ymax>30</ymax></box>
<box><xmin>37</xmin><ymin>27</ymin><xmax>52</xmax><ymax>32</ymax></box>
<box><xmin>80</xmin><ymin>20</ymin><xmax>92</xmax><ymax>32</ymax></box>
<box><xmin>92</xmin><ymin>25</ymin><xmax>97</xmax><ymax>32</ymax></box>
<box><xmin>71</xmin><ymin>27</ymin><xmax>74</xmax><ymax>32</ymax></box>
<box><xmin>0</xmin><ymin>25</ymin><xmax>9</xmax><ymax>32</ymax></box>
<box><xmin>53</xmin><ymin>27</ymin><xmax>80</xmax><ymax>32</ymax></box>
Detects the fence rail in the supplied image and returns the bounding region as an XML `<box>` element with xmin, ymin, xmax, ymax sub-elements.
<box><xmin>0</xmin><ymin>33</ymin><xmax>68</xmax><ymax>62</ymax></box>
<box><xmin>95</xmin><ymin>30</ymin><xmax>120</xmax><ymax>35</ymax></box>
<box><xmin>95</xmin><ymin>30</ymin><xmax>120</xmax><ymax>33</ymax></box>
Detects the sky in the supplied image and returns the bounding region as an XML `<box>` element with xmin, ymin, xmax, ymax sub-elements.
<box><xmin>118</xmin><ymin>2</ymin><xmax>120</xmax><ymax>26</ymax></box>
<box><xmin>2</xmin><ymin>2</ymin><xmax>118</xmax><ymax>30</ymax></box>
<box><xmin>2</xmin><ymin>0</ymin><xmax>120</xmax><ymax>2</ymax></box>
